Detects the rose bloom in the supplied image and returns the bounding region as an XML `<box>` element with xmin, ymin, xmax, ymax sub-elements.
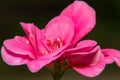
<box><xmin>1</xmin><ymin>1</ymin><xmax>120</xmax><ymax>77</ymax></box>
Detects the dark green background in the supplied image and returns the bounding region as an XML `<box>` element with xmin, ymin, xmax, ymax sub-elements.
<box><xmin>0</xmin><ymin>0</ymin><xmax>120</xmax><ymax>80</ymax></box>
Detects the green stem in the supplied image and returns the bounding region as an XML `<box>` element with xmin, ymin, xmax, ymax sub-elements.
<box><xmin>48</xmin><ymin>60</ymin><xmax>65</xmax><ymax>80</ymax></box>
<box><xmin>52</xmin><ymin>70</ymin><xmax>64</xmax><ymax>80</ymax></box>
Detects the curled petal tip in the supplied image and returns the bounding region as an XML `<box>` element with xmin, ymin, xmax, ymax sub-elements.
<box><xmin>102</xmin><ymin>49</ymin><xmax>120</xmax><ymax>67</ymax></box>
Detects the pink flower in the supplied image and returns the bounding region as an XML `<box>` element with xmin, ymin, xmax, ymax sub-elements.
<box><xmin>1</xmin><ymin>1</ymin><xmax>120</xmax><ymax>78</ymax></box>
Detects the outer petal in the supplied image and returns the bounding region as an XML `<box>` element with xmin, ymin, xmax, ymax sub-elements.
<box><xmin>1</xmin><ymin>46</ymin><xmax>31</xmax><ymax>65</ymax></box>
<box><xmin>20</xmin><ymin>22</ymin><xmax>41</xmax><ymax>37</ymax></box>
<box><xmin>3</xmin><ymin>36</ymin><xmax>34</xmax><ymax>59</ymax></box>
<box><xmin>20</xmin><ymin>22</ymin><xmax>45</xmax><ymax>43</ymax></box>
<box><xmin>20</xmin><ymin>22</ymin><xmax>45</xmax><ymax>57</ymax></box>
<box><xmin>26</xmin><ymin>44</ymin><xmax>70</xmax><ymax>72</ymax></box>
<box><xmin>102</xmin><ymin>49</ymin><xmax>120</xmax><ymax>67</ymax></box>
<box><xmin>66</xmin><ymin>46</ymin><xmax>105</xmax><ymax>77</ymax></box>
<box><xmin>45</xmin><ymin>16</ymin><xmax>74</xmax><ymax>44</ymax></box>
<box><xmin>73</xmin><ymin>54</ymin><xmax>105</xmax><ymax>77</ymax></box>
<box><xmin>60</xmin><ymin>1</ymin><xmax>96</xmax><ymax>44</ymax></box>
<box><xmin>65</xmin><ymin>40</ymin><xmax>97</xmax><ymax>53</ymax></box>
<box><xmin>20</xmin><ymin>22</ymin><xmax>39</xmax><ymax>47</ymax></box>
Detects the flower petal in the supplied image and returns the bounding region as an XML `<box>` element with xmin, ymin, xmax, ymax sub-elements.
<box><xmin>60</xmin><ymin>1</ymin><xmax>96</xmax><ymax>44</ymax></box>
<box><xmin>20</xmin><ymin>22</ymin><xmax>45</xmax><ymax>43</ymax></box>
<box><xmin>64</xmin><ymin>40</ymin><xmax>97</xmax><ymax>55</ymax></box>
<box><xmin>72</xmin><ymin>54</ymin><xmax>105</xmax><ymax>77</ymax></box>
<box><xmin>45</xmin><ymin>16</ymin><xmax>74</xmax><ymax>44</ymax></box>
<box><xmin>67</xmin><ymin>46</ymin><xmax>101</xmax><ymax>66</ymax></box>
<box><xmin>26</xmin><ymin>43</ymin><xmax>71</xmax><ymax>72</ymax></box>
<box><xmin>1</xmin><ymin>46</ymin><xmax>31</xmax><ymax>65</ymax></box>
<box><xmin>3</xmin><ymin>36</ymin><xmax>34</xmax><ymax>59</ymax></box>
<box><xmin>20</xmin><ymin>22</ymin><xmax>41</xmax><ymax>36</ymax></box>
<box><xmin>66</xmin><ymin>46</ymin><xmax>105</xmax><ymax>77</ymax></box>
<box><xmin>20</xmin><ymin>22</ymin><xmax>39</xmax><ymax>46</ymax></box>
<box><xmin>76</xmin><ymin>40</ymin><xmax>97</xmax><ymax>49</ymax></box>
<box><xmin>102</xmin><ymin>49</ymin><xmax>120</xmax><ymax>67</ymax></box>
<box><xmin>20</xmin><ymin>22</ymin><xmax>45</xmax><ymax>58</ymax></box>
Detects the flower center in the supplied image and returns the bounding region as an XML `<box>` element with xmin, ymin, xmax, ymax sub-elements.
<box><xmin>46</xmin><ymin>37</ymin><xmax>63</xmax><ymax>52</ymax></box>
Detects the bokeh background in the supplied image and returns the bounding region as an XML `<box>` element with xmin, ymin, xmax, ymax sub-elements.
<box><xmin>0</xmin><ymin>0</ymin><xmax>120</xmax><ymax>80</ymax></box>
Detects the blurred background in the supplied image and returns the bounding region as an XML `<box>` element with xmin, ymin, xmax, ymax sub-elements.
<box><xmin>0</xmin><ymin>0</ymin><xmax>120</xmax><ymax>80</ymax></box>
